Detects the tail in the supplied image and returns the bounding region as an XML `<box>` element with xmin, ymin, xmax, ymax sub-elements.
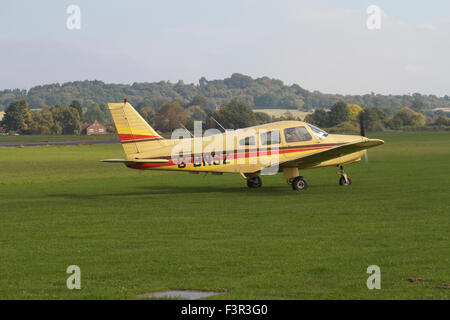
<box><xmin>107</xmin><ymin>102</ymin><xmax>164</xmax><ymax>157</ymax></box>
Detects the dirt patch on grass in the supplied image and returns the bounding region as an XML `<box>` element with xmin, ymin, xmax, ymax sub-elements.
<box><xmin>137</xmin><ymin>290</ymin><xmax>226</xmax><ymax>300</ymax></box>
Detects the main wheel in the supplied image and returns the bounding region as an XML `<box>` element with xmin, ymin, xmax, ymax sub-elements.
<box><xmin>339</xmin><ymin>176</ymin><xmax>352</xmax><ymax>186</ymax></box>
<box><xmin>247</xmin><ymin>176</ymin><xmax>262</xmax><ymax>188</ymax></box>
<box><xmin>291</xmin><ymin>176</ymin><xmax>308</xmax><ymax>191</ymax></box>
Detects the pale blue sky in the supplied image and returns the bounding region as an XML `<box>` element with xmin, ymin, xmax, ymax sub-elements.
<box><xmin>1</xmin><ymin>0</ymin><xmax>449</xmax><ymax>95</ymax></box>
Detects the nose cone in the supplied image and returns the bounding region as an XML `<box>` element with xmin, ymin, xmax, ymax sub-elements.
<box><xmin>365</xmin><ymin>138</ymin><xmax>385</xmax><ymax>147</ymax></box>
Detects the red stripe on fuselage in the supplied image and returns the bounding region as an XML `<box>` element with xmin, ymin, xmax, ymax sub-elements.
<box><xmin>125</xmin><ymin>145</ymin><xmax>333</xmax><ymax>169</ymax></box>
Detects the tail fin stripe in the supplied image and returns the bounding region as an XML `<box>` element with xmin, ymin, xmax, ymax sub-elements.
<box><xmin>120</xmin><ymin>137</ymin><xmax>164</xmax><ymax>144</ymax></box>
<box><xmin>118</xmin><ymin>133</ymin><xmax>160</xmax><ymax>141</ymax></box>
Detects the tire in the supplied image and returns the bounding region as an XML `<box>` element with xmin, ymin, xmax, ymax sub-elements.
<box><xmin>247</xmin><ymin>176</ymin><xmax>262</xmax><ymax>188</ymax></box>
<box><xmin>291</xmin><ymin>176</ymin><xmax>308</xmax><ymax>191</ymax></box>
<box><xmin>339</xmin><ymin>176</ymin><xmax>352</xmax><ymax>186</ymax></box>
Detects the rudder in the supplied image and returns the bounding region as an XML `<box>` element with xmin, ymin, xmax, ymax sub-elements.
<box><xmin>107</xmin><ymin>102</ymin><xmax>164</xmax><ymax>156</ymax></box>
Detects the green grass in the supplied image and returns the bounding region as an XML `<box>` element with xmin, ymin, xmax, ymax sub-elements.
<box><xmin>0</xmin><ymin>134</ymin><xmax>118</xmax><ymax>143</ymax></box>
<box><xmin>0</xmin><ymin>132</ymin><xmax>449</xmax><ymax>299</ymax></box>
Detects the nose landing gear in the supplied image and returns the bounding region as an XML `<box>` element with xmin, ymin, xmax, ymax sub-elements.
<box><xmin>337</xmin><ymin>165</ymin><xmax>352</xmax><ymax>186</ymax></box>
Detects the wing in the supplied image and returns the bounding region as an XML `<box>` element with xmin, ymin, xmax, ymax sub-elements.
<box><xmin>279</xmin><ymin>139</ymin><xmax>384</xmax><ymax>169</ymax></box>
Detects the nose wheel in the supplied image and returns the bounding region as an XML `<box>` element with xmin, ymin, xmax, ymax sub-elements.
<box><xmin>338</xmin><ymin>166</ymin><xmax>352</xmax><ymax>186</ymax></box>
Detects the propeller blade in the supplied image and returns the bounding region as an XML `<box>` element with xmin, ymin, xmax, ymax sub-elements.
<box><xmin>359</xmin><ymin>112</ymin><xmax>366</xmax><ymax>137</ymax></box>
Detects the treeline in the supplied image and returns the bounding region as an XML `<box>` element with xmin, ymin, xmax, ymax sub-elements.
<box><xmin>305</xmin><ymin>101</ymin><xmax>450</xmax><ymax>133</ymax></box>
<box><xmin>0</xmin><ymin>99</ymin><xmax>273</xmax><ymax>135</ymax></box>
<box><xmin>1</xmin><ymin>74</ymin><xmax>449</xmax><ymax>112</ymax></box>
<box><xmin>0</xmin><ymin>100</ymin><xmax>114</xmax><ymax>135</ymax></box>
<box><xmin>2</xmin><ymin>97</ymin><xmax>449</xmax><ymax>136</ymax></box>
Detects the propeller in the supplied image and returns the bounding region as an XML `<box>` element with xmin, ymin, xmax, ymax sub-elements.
<box><xmin>359</xmin><ymin>111</ymin><xmax>369</xmax><ymax>164</ymax></box>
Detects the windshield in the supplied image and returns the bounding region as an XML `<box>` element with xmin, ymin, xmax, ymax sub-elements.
<box><xmin>306</xmin><ymin>123</ymin><xmax>329</xmax><ymax>139</ymax></box>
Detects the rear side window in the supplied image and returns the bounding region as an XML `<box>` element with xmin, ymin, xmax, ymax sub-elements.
<box><xmin>260</xmin><ymin>130</ymin><xmax>281</xmax><ymax>145</ymax></box>
<box><xmin>239</xmin><ymin>136</ymin><xmax>255</xmax><ymax>146</ymax></box>
<box><xmin>284</xmin><ymin>126</ymin><xmax>312</xmax><ymax>142</ymax></box>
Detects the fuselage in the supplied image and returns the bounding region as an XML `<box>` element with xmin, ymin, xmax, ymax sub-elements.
<box><xmin>124</xmin><ymin>121</ymin><xmax>368</xmax><ymax>173</ymax></box>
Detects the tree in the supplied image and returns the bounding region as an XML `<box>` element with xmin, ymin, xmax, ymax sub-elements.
<box><xmin>387</xmin><ymin>107</ymin><xmax>426</xmax><ymax>129</ymax></box>
<box><xmin>347</xmin><ymin>104</ymin><xmax>364</xmax><ymax>122</ymax></box>
<box><xmin>155</xmin><ymin>102</ymin><xmax>187</xmax><ymax>132</ymax></box>
<box><xmin>207</xmin><ymin>100</ymin><xmax>256</xmax><ymax>130</ymax></box>
<box><xmin>187</xmin><ymin>95</ymin><xmax>210</xmax><ymax>111</ymax></box>
<box><xmin>223</xmin><ymin>73</ymin><xmax>253</xmax><ymax>89</ymax></box>
<box><xmin>279</xmin><ymin>95</ymin><xmax>304</xmax><ymax>109</ymax></box>
<box><xmin>304</xmin><ymin>109</ymin><xmax>329</xmax><ymax>127</ymax></box>
<box><xmin>30</xmin><ymin>108</ymin><xmax>54</xmax><ymax>135</ymax></box>
<box><xmin>69</xmin><ymin>100</ymin><xmax>83</xmax><ymax>119</ymax></box>
<box><xmin>84</xmin><ymin>103</ymin><xmax>108</xmax><ymax>124</ymax></box>
<box><xmin>1</xmin><ymin>100</ymin><xmax>33</xmax><ymax>133</ymax></box>
<box><xmin>186</xmin><ymin>105</ymin><xmax>207</xmax><ymax>121</ymax></box>
<box><xmin>435</xmin><ymin>115</ymin><xmax>450</xmax><ymax>126</ymax></box>
<box><xmin>254</xmin><ymin>93</ymin><xmax>279</xmax><ymax>107</ymax></box>
<box><xmin>254</xmin><ymin>112</ymin><xmax>271</xmax><ymax>124</ymax></box>
<box><xmin>359</xmin><ymin>107</ymin><xmax>387</xmax><ymax>132</ymax></box>
<box><xmin>139</xmin><ymin>107</ymin><xmax>155</xmax><ymax>126</ymax></box>
<box><xmin>411</xmin><ymin>97</ymin><xmax>427</xmax><ymax>113</ymax></box>
<box><xmin>328</xmin><ymin>101</ymin><xmax>349</xmax><ymax>126</ymax></box>
<box><xmin>51</xmin><ymin>105</ymin><xmax>82</xmax><ymax>135</ymax></box>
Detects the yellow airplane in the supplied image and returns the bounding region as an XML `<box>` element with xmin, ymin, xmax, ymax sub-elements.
<box><xmin>102</xmin><ymin>101</ymin><xmax>384</xmax><ymax>190</ymax></box>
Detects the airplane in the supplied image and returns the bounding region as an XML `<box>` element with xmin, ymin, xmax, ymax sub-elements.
<box><xmin>102</xmin><ymin>101</ymin><xmax>384</xmax><ymax>191</ymax></box>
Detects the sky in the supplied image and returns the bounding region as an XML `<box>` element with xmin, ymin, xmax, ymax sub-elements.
<box><xmin>0</xmin><ymin>0</ymin><xmax>449</xmax><ymax>96</ymax></box>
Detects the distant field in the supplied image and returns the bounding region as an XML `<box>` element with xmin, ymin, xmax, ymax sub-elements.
<box><xmin>254</xmin><ymin>109</ymin><xmax>311</xmax><ymax>120</ymax></box>
<box><xmin>0</xmin><ymin>132</ymin><xmax>449</xmax><ymax>299</ymax></box>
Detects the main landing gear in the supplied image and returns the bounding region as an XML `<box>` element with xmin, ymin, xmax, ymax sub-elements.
<box><xmin>337</xmin><ymin>165</ymin><xmax>352</xmax><ymax>186</ymax></box>
<box><xmin>247</xmin><ymin>176</ymin><xmax>262</xmax><ymax>188</ymax></box>
<box><xmin>245</xmin><ymin>166</ymin><xmax>352</xmax><ymax>190</ymax></box>
<box><xmin>288</xmin><ymin>176</ymin><xmax>308</xmax><ymax>191</ymax></box>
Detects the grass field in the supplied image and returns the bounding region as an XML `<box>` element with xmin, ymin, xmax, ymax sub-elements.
<box><xmin>0</xmin><ymin>134</ymin><xmax>118</xmax><ymax>143</ymax></box>
<box><xmin>0</xmin><ymin>132</ymin><xmax>449</xmax><ymax>299</ymax></box>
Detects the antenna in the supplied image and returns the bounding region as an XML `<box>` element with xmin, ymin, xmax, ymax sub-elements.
<box><xmin>210</xmin><ymin>116</ymin><xmax>226</xmax><ymax>132</ymax></box>
<box><xmin>179</xmin><ymin>123</ymin><xmax>194</xmax><ymax>137</ymax></box>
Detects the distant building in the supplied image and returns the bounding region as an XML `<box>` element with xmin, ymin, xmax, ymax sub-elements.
<box><xmin>86</xmin><ymin>120</ymin><xmax>106</xmax><ymax>135</ymax></box>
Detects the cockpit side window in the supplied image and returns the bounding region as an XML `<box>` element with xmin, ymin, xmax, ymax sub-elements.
<box><xmin>239</xmin><ymin>136</ymin><xmax>255</xmax><ymax>146</ymax></box>
<box><xmin>284</xmin><ymin>126</ymin><xmax>312</xmax><ymax>143</ymax></box>
<box><xmin>260</xmin><ymin>130</ymin><xmax>281</xmax><ymax>145</ymax></box>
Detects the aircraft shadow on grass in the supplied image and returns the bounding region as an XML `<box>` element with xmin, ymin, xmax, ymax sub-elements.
<box><xmin>48</xmin><ymin>185</ymin><xmax>291</xmax><ymax>200</ymax></box>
